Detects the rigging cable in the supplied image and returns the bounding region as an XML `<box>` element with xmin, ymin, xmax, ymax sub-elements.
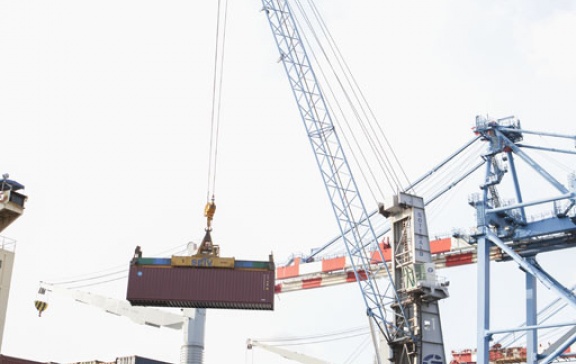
<box><xmin>291</xmin><ymin>0</ymin><xmax>409</xmax><ymax>202</ymax></box>
<box><xmin>206</xmin><ymin>0</ymin><xmax>229</xmax><ymax>206</ymax></box>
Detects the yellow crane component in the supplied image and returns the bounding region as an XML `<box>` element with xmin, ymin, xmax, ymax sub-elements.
<box><xmin>34</xmin><ymin>287</ymin><xmax>49</xmax><ymax>317</ymax></box>
<box><xmin>204</xmin><ymin>199</ymin><xmax>216</xmax><ymax>229</ymax></box>
<box><xmin>34</xmin><ymin>299</ymin><xmax>48</xmax><ymax>317</ymax></box>
<box><xmin>194</xmin><ymin>198</ymin><xmax>220</xmax><ymax>257</ymax></box>
<box><xmin>170</xmin><ymin>199</ymin><xmax>224</xmax><ymax>267</ymax></box>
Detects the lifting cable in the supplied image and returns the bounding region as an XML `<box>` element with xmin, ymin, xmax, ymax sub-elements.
<box><xmin>292</xmin><ymin>0</ymin><xmax>409</xmax><ymax>202</ymax></box>
<box><xmin>205</xmin><ymin>0</ymin><xmax>230</xmax><ymax>227</ymax></box>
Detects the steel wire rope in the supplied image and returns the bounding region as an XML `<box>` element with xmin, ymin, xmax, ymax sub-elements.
<box><xmin>422</xmin><ymin>144</ymin><xmax>485</xmax><ymax>205</ymax></box>
<box><xmin>343</xmin><ymin>334</ymin><xmax>372</xmax><ymax>364</ymax></box>
<box><xmin>523</xmin><ymin>130</ymin><xmax>576</xmax><ymax>174</ymax></box>
<box><xmin>522</xmin><ymin>140</ymin><xmax>576</xmax><ymax>178</ymax></box>
<box><xmin>293</xmin><ymin>0</ymin><xmax>403</xmax><ymax>202</ymax></box>
<box><xmin>420</xmin><ymin>142</ymin><xmax>486</xmax><ymax>230</ymax></box>
<box><xmin>305</xmin><ymin>0</ymin><xmax>410</xmax><ymax>197</ymax></box>
<box><xmin>415</xmin><ymin>141</ymin><xmax>484</xmax><ymax>204</ymax></box>
<box><xmin>44</xmin><ymin>243</ymin><xmax>190</xmax><ymax>287</ymax></box>
<box><xmin>496</xmin><ymin>284</ymin><xmax>576</xmax><ymax>348</ymax></box>
<box><xmin>65</xmin><ymin>277</ymin><xmax>127</xmax><ymax>290</ymax></box>
<box><xmin>285</xmin><ymin>0</ymin><xmax>373</xmax><ymax>264</ymax></box>
<box><xmin>286</xmin><ymin>1</ymin><xmax>417</xmax><ymax>339</ymax></box>
<box><xmin>206</xmin><ymin>0</ymin><xmax>229</xmax><ymax>202</ymax></box>
<box><xmin>273</xmin><ymin>331</ymin><xmax>369</xmax><ymax>346</ymax></box>
<box><xmin>271</xmin><ymin>0</ymin><xmax>366</xmax><ymax>271</ymax></box>
<box><xmin>257</xmin><ymin>328</ymin><xmax>370</xmax><ymax>346</ymax></box>
<box><xmin>290</xmin><ymin>0</ymin><xmax>388</xmax><ymax>202</ymax></box>
<box><xmin>307</xmin><ymin>135</ymin><xmax>486</xmax><ymax>259</ymax></box>
<box><xmin>256</xmin><ymin>325</ymin><xmax>368</xmax><ymax>343</ymax></box>
<box><xmin>291</xmin><ymin>0</ymin><xmax>397</xmax><ymax>313</ymax></box>
<box><xmin>279</xmin><ymin>0</ymin><xmax>370</xmax><ymax>269</ymax></box>
<box><xmin>412</xmin><ymin>137</ymin><xmax>483</xmax><ymax>195</ymax></box>
<box><xmin>249</xmin><ymin>330</ymin><xmax>371</xmax><ymax>364</ymax></box>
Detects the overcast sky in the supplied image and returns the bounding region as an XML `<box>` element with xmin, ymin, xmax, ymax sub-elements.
<box><xmin>1</xmin><ymin>0</ymin><xmax>575</xmax><ymax>363</ymax></box>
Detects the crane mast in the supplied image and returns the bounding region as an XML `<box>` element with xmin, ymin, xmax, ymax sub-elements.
<box><xmin>260</xmin><ymin>1</ymin><xmax>447</xmax><ymax>362</ymax></box>
<box><xmin>379</xmin><ymin>193</ymin><xmax>448</xmax><ymax>364</ymax></box>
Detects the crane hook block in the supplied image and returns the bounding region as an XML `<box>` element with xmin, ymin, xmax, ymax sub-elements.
<box><xmin>204</xmin><ymin>200</ymin><xmax>216</xmax><ymax>228</ymax></box>
<box><xmin>34</xmin><ymin>300</ymin><xmax>48</xmax><ymax>317</ymax></box>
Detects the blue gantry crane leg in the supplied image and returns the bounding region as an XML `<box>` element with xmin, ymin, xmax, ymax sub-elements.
<box><xmin>472</xmin><ymin>115</ymin><xmax>576</xmax><ymax>364</ymax></box>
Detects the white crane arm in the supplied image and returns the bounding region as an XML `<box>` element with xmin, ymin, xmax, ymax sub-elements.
<box><xmin>247</xmin><ymin>339</ymin><xmax>331</xmax><ymax>364</ymax></box>
<box><xmin>39</xmin><ymin>282</ymin><xmax>188</xmax><ymax>330</ymax></box>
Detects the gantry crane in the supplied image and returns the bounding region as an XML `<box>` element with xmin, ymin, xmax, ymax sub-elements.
<box><xmin>469</xmin><ymin>115</ymin><xmax>576</xmax><ymax>364</ymax></box>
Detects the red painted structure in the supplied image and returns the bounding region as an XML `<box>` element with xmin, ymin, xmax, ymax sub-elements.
<box><xmin>273</xmin><ymin>236</ymin><xmax>499</xmax><ymax>293</ymax></box>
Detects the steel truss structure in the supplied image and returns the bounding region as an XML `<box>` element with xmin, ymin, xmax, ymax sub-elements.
<box><xmin>471</xmin><ymin>115</ymin><xmax>576</xmax><ymax>364</ymax></box>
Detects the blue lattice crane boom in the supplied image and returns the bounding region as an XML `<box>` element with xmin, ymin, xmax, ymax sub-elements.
<box><xmin>261</xmin><ymin>0</ymin><xmax>397</xmax><ymax>339</ymax></box>
<box><xmin>260</xmin><ymin>2</ymin><xmax>448</xmax><ymax>363</ymax></box>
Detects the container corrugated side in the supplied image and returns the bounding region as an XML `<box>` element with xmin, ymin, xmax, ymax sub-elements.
<box><xmin>126</xmin><ymin>264</ymin><xmax>274</xmax><ymax>310</ymax></box>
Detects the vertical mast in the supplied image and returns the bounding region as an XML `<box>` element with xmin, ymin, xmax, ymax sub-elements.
<box><xmin>380</xmin><ymin>192</ymin><xmax>449</xmax><ymax>364</ymax></box>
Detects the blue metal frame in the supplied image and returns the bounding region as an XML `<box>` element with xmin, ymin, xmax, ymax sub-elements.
<box><xmin>260</xmin><ymin>0</ymin><xmax>413</xmax><ymax>345</ymax></box>
<box><xmin>472</xmin><ymin>115</ymin><xmax>576</xmax><ymax>364</ymax></box>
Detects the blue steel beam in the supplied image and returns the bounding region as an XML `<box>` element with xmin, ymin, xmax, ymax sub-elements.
<box><xmin>472</xmin><ymin>115</ymin><xmax>576</xmax><ymax>364</ymax></box>
<box><xmin>260</xmin><ymin>0</ymin><xmax>412</xmax><ymax>346</ymax></box>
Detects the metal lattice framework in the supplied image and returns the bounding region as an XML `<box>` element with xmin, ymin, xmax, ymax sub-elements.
<box><xmin>471</xmin><ymin>115</ymin><xmax>576</xmax><ymax>364</ymax></box>
<box><xmin>260</xmin><ymin>0</ymin><xmax>413</xmax><ymax>346</ymax></box>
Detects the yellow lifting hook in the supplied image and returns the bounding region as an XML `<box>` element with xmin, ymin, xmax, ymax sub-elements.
<box><xmin>204</xmin><ymin>198</ymin><xmax>216</xmax><ymax>230</ymax></box>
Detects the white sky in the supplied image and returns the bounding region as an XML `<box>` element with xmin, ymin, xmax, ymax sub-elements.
<box><xmin>1</xmin><ymin>0</ymin><xmax>575</xmax><ymax>363</ymax></box>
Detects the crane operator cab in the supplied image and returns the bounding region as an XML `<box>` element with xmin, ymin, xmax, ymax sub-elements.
<box><xmin>0</xmin><ymin>174</ymin><xmax>27</xmax><ymax>233</ymax></box>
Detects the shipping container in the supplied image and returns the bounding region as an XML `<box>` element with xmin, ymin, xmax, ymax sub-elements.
<box><xmin>126</xmin><ymin>259</ymin><xmax>274</xmax><ymax>310</ymax></box>
<box><xmin>0</xmin><ymin>355</ymin><xmax>47</xmax><ymax>364</ymax></box>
